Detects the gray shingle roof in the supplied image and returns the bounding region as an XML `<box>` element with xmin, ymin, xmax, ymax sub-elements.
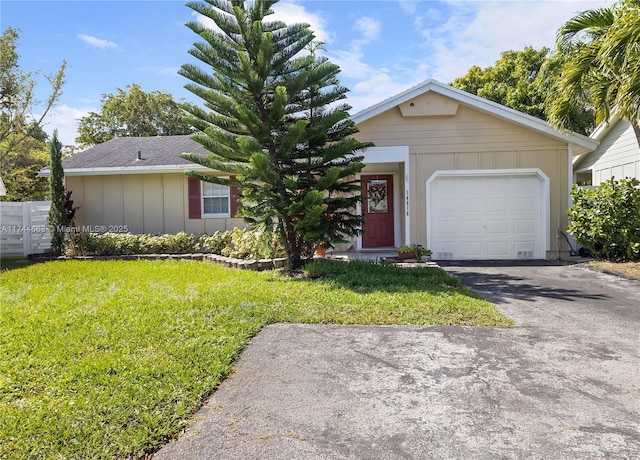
<box><xmin>62</xmin><ymin>135</ymin><xmax>209</xmax><ymax>169</ymax></box>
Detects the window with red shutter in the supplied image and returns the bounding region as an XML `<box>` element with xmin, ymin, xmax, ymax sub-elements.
<box><xmin>187</xmin><ymin>177</ymin><xmax>201</xmax><ymax>219</ymax></box>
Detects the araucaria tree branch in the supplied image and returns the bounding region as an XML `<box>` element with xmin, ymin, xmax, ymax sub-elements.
<box><xmin>180</xmin><ymin>0</ymin><xmax>373</xmax><ymax>270</ymax></box>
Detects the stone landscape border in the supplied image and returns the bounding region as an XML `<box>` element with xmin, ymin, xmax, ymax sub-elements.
<box><xmin>26</xmin><ymin>252</ymin><xmax>441</xmax><ymax>271</ymax></box>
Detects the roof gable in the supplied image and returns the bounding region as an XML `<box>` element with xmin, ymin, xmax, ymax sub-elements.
<box><xmin>574</xmin><ymin>114</ymin><xmax>640</xmax><ymax>172</ymax></box>
<box><xmin>351</xmin><ymin>79</ymin><xmax>598</xmax><ymax>155</ymax></box>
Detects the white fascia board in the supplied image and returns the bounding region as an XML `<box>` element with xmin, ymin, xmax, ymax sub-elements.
<box><xmin>351</xmin><ymin>79</ymin><xmax>599</xmax><ymax>154</ymax></box>
<box><xmin>590</xmin><ymin>113</ymin><xmax>620</xmax><ymax>141</ymax></box>
<box><xmin>40</xmin><ymin>164</ymin><xmax>211</xmax><ymax>177</ymax></box>
<box><xmin>360</xmin><ymin>145</ymin><xmax>409</xmax><ymax>164</ymax></box>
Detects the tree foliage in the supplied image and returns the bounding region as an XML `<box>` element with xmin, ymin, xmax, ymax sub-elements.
<box><xmin>548</xmin><ymin>0</ymin><xmax>640</xmax><ymax>134</ymax></box>
<box><xmin>453</xmin><ymin>47</ymin><xmax>549</xmax><ymax>118</ymax></box>
<box><xmin>452</xmin><ymin>46</ymin><xmax>595</xmax><ymax>134</ymax></box>
<box><xmin>568</xmin><ymin>178</ymin><xmax>640</xmax><ymax>260</ymax></box>
<box><xmin>0</xmin><ymin>27</ymin><xmax>66</xmax><ymax>156</ymax></box>
<box><xmin>180</xmin><ymin>0</ymin><xmax>371</xmax><ymax>270</ymax></box>
<box><xmin>0</xmin><ymin>131</ymin><xmax>49</xmax><ymax>201</ymax></box>
<box><xmin>75</xmin><ymin>83</ymin><xmax>192</xmax><ymax>147</ymax></box>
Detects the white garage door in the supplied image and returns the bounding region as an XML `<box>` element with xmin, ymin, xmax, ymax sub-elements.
<box><xmin>427</xmin><ymin>170</ymin><xmax>548</xmax><ymax>260</ymax></box>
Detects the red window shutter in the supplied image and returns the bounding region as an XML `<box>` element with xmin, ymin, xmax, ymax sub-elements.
<box><xmin>229</xmin><ymin>175</ymin><xmax>241</xmax><ymax>217</ymax></box>
<box><xmin>187</xmin><ymin>177</ymin><xmax>201</xmax><ymax>219</ymax></box>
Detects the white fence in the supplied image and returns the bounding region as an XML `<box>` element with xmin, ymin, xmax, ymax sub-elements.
<box><xmin>0</xmin><ymin>201</ymin><xmax>52</xmax><ymax>256</ymax></box>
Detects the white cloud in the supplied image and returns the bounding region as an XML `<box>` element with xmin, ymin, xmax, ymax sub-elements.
<box><xmin>330</xmin><ymin>49</ymin><xmax>373</xmax><ymax>79</ymax></box>
<box><xmin>354</xmin><ymin>17</ymin><xmax>381</xmax><ymax>42</ymax></box>
<box><xmin>415</xmin><ymin>1</ymin><xmax>610</xmax><ymax>82</ymax></box>
<box><xmin>348</xmin><ymin>72</ymin><xmax>417</xmax><ymax>113</ymax></box>
<box><xmin>339</xmin><ymin>1</ymin><xmax>611</xmax><ymax>115</ymax></box>
<box><xmin>41</xmin><ymin>105</ymin><xmax>95</xmax><ymax>146</ymax></box>
<box><xmin>193</xmin><ymin>0</ymin><xmax>330</xmax><ymax>43</ymax></box>
<box><xmin>78</xmin><ymin>34</ymin><xmax>118</xmax><ymax>50</ymax></box>
<box><xmin>397</xmin><ymin>0</ymin><xmax>417</xmax><ymax>15</ymax></box>
<box><xmin>271</xmin><ymin>0</ymin><xmax>329</xmax><ymax>43</ymax></box>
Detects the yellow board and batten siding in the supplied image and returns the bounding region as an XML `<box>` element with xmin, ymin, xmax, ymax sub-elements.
<box><xmin>354</xmin><ymin>91</ymin><xmax>571</xmax><ymax>257</ymax></box>
<box><xmin>66</xmin><ymin>174</ymin><xmax>242</xmax><ymax>235</ymax></box>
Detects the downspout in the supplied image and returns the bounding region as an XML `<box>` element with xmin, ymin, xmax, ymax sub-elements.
<box><xmin>564</xmin><ymin>144</ymin><xmax>574</xmax><ymax>259</ymax></box>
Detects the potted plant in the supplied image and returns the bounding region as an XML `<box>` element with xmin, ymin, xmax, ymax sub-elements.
<box><xmin>313</xmin><ymin>243</ymin><xmax>327</xmax><ymax>257</ymax></box>
<box><xmin>417</xmin><ymin>246</ymin><xmax>432</xmax><ymax>262</ymax></box>
<box><xmin>397</xmin><ymin>244</ymin><xmax>432</xmax><ymax>262</ymax></box>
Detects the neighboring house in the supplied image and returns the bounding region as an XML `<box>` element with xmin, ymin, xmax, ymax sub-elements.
<box><xmin>0</xmin><ymin>176</ymin><xmax>6</xmax><ymax>197</ymax></box>
<box><xmin>573</xmin><ymin>113</ymin><xmax>640</xmax><ymax>185</ymax></box>
<box><xmin>44</xmin><ymin>79</ymin><xmax>599</xmax><ymax>260</ymax></box>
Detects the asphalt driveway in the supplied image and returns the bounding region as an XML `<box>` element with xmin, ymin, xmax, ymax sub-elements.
<box><xmin>154</xmin><ymin>262</ymin><xmax>640</xmax><ymax>459</ymax></box>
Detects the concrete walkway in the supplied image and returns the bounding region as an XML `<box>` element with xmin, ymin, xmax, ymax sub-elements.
<box><xmin>154</xmin><ymin>262</ymin><xmax>640</xmax><ymax>459</ymax></box>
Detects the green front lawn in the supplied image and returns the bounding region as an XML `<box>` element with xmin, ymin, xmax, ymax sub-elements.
<box><xmin>0</xmin><ymin>259</ymin><xmax>510</xmax><ymax>458</ymax></box>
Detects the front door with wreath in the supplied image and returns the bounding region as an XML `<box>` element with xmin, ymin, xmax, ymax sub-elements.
<box><xmin>362</xmin><ymin>174</ymin><xmax>395</xmax><ymax>248</ymax></box>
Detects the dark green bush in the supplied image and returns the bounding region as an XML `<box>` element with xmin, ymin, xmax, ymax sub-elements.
<box><xmin>67</xmin><ymin>232</ymin><xmax>199</xmax><ymax>256</ymax></box>
<box><xmin>567</xmin><ymin>178</ymin><xmax>640</xmax><ymax>260</ymax></box>
<box><xmin>66</xmin><ymin>228</ymin><xmax>286</xmax><ymax>258</ymax></box>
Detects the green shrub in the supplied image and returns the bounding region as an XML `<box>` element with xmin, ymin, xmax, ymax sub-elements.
<box><xmin>220</xmin><ymin>227</ymin><xmax>285</xmax><ymax>259</ymax></box>
<box><xmin>568</xmin><ymin>178</ymin><xmax>640</xmax><ymax>260</ymax></box>
<box><xmin>66</xmin><ymin>232</ymin><xmax>198</xmax><ymax>256</ymax></box>
<box><xmin>198</xmin><ymin>230</ymin><xmax>232</xmax><ymax>254</ymax></box>
<box><xmin>66</xmin><ymin>228</ymin><xmax>285</xmax><ymax>259</ymax></box>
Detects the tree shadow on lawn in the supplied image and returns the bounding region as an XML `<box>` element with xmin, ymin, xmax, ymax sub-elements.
<box><xmin>300</xmin><ymin>259</ymin><xmax>489</xmax><ymax>299</ymax></box>
<box><xmin>438</xmin><ymin>260</ymin><xmax>610</xmax><ymax>305</ymax></box>
<box><xmin>0</xmin><ymin>257</ymin><xmax>39</xmax><ymax>272</ymax></box>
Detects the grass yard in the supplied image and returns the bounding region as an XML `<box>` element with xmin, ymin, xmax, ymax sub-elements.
<box><xmin>0</xmin><ymin>259</ymin><xmax>510</xmax><ymax>459</ymax></box>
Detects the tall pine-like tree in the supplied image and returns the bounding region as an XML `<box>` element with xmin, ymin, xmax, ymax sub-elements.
<box><xmin>47</xmin><ymin>130</ymin><xmax>66</xmax><ymax>256</ymax></box>
<box><xmin>180</xmin><ymin>0</ymin><xmax>372</xmax><ymax>270</ymax></box>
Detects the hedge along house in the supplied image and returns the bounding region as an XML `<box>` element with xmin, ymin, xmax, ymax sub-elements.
<box><xmin>46</xmin><ymin>80</ymin><xmax>598</xmax><ymax>260</ymax></box>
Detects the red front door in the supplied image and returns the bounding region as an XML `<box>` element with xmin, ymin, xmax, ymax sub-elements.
<box><xmin>362</xmin><ymin>174</ymin><xmax>395</xmax><ymax>248</ymax></box>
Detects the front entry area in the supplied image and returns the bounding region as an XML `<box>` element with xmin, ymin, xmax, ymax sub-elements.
<box><xmin>362</xmin><ymin>174</ymin><xmax>395</xmax><ymax>248</ymax></box>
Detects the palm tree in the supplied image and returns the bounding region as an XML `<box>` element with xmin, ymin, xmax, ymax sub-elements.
<box><xmin>547</xmin><ymin>0</ymin><xmax>640</xmax><ymax>134</ymax></box>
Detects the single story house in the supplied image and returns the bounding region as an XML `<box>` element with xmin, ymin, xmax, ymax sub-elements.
<box><xmin>573</xmin><ymin>113</ymin><xmax>640</xmax><ymax>185</ymax></box>
<box><xmin>48</xmin><ymin>79</ymin><xmax>599</xmax><ymax>260</ymax></box>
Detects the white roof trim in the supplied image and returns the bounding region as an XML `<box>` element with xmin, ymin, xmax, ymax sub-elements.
<box><xmin>589</xmin><ymin>112</ymin><xmax>621</xmax><ymax>141</ymax></box>
<box><xmin>351</xmin><ymin>79</ymin><xmax>598</xmax><ymax>154</ymax></box>
<box><xmin>0</xmin><ymin>176</ymin><xmax>6</xmax><ymax>196</ymax></box>
<box><xmin>39</xmin><ymin>164</ymin><xmax>211</xmax><ymax>177</ymax></box>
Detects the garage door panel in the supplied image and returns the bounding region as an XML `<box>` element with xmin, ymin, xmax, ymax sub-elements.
<box><xmin>429</xmin><ymin>173</ymin><xmax>545</xmax><ymax>260</ymax></box>
<box><xmin>460</xmin><ymin>198</ymin><xmax>483</xmax><ymax>212</ymax></box>
<box><xmin>488</xmin><ymin>220</ymin><xmax>508</xmax><ymax>234</ymax></box>
<box><xmin>487</xmin><ymin>198</ymin><xmax>508</xmax><ymax>213</ymax></box>
<box><xmin>460</xmin><ymin>220</ymin><xmax>483</xmax><ymax>235</ymax></box>
<box><xmin>432</xmin><ymin>198</ymin><xmax>456</xmax><ymax>215</ymax></box>
<box><xmin>514</xmin><ymin>197</ymin><xmax>536</xmax><ymax>211</ymax></box>
<box><xmin>433</xmin><ymin>219</ymin><xmax>458</xmax><ymax>234</ymax></box>
<box><xmin>460</xmin><ymin>242</ymin><xmax>483</xmax><ymax>257</ymax></box>
<box><xmin>513</xmin><ymin>219</ymin><xmax>536</xmax><ymax>234</ymax></box>
<box><xmin>487</xmin><ymin>241</ymin><xmax>510</xmax><ymax>258</ymax></box>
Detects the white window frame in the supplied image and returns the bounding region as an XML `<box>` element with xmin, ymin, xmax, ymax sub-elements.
<box><xmin>201</xmin><ymin>180</ymin><xmax>231</xmax><ymax>218</ymax></box>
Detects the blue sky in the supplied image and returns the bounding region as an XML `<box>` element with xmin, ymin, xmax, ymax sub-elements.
<box><xmin>2</xmin><ymin>0</ymin><xmax>611</xmax><ymax>146</ymax></box>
